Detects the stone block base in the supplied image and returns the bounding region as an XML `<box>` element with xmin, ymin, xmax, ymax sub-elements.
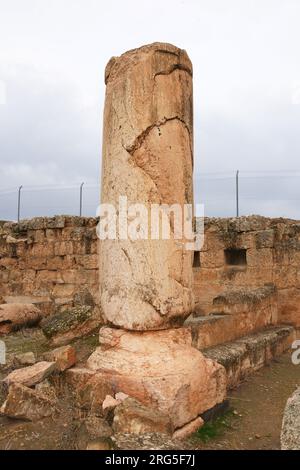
<box><xmin>86</xmin><ymin>327</ymin><xmax>227</xmax><ymax>431</ymax></box>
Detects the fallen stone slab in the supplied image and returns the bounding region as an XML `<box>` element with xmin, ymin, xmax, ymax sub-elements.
<box><xmin>41</xmin><ymin>306</ymin><xmax>100</xmax><ymax>346</ymax></box>
<box><xmin>43</xmin><ymin>345</ymin><xmax>76</xmax><ymax>371</ymax></box>
<box><xmin>0</xmin><ymin>303</ymin><xmax>41</xmax><ymax>335</ymax></box>
<box><xmin>0</xmin><ymin>382</ymin><xmax>56</xmax><ymax>421</ymax></box>
<box><xmin>3</xmin><ymin>361</ymin><xmax>56</xmax><ymax>388</ymax></box>
<box><xmin>281</xmin><ymin>387</ymin><xmax>300</xmax><ymax>450</ymax></box>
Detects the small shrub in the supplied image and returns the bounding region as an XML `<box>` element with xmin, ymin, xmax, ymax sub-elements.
<box><xmin>194</xmin><ymin>410</ymin><xmax>236</xmax><ymax>443</ymax></box>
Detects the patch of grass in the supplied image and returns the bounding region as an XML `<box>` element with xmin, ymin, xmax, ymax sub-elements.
<box><xmin>5</xmin><ymin>328</ymin><xmax>48</xmax><ymax>357</ymax></box>
<box><xmin>193</xmin><ymin>409</ymin><xmax>236</xmax><ymax>443</ymax></box>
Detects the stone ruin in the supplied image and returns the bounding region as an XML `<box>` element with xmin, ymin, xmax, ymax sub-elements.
<box><xmin>0</xmin><ymin>43</ymin><xmax>300</xmax><ymax>448</ymax></box>
<box><xmin>85</xmin><ymin>42</ymin><xmax>226</xmax><ymax>435</ymax></box>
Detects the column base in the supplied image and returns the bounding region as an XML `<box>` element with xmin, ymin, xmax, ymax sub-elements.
<box><xmin>86</xmin><ymin>326</ymin><xmax>227</xmax><ymax>431</ymax></box>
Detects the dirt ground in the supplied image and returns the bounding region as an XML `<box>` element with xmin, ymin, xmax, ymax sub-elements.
<box><xmin>191</xmin><ymin>352</ymin><xmax>300</xmax><ymax>450</ymax></box>
<box><xmin>0</xmin><ymin>329</ymin><xmax>299</xmax><ymax>450</ymax></box>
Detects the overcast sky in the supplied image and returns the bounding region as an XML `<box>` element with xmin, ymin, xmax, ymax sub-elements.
<box><xmin>1</xmin><ymin>0</ymin><xmax>300</xmax><ymax>220</ymax></box>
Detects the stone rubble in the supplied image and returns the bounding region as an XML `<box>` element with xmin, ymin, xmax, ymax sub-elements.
<box><xmin>0</xmin><ymin>303</ymin><xmax>41</xmax><ymax>335</ymax></box>
<box><xmin>3</xmin><ymin>361</ymin><xmax>56</xmax><ymax>388</ymax></box>
<box><xmin>12</xmin><ymin>351</ymin><xmax>36</xmax><ymax>367</ymax></box>
<box><xmin>43</xmin><ymin>345</ymin><xmax>76</xmax><ymax>371</ymax></box>
<box><xmin>0</xmin><ymin>382</ymin><xmax>56</xmax><ymax>421</ymax></box>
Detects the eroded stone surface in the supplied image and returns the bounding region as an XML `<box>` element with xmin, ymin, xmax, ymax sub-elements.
<box><xmin>87</xmin><ymin>327</ymin><xmax>227</xmax><ymax>429</ymax></box>
<box><xmin>0</xmin><ymin>216</ymin><xmax>99</xmax><ymax>317</ymax></box>
<box><xmin>204</xmin><ymin>326</ymin><xmax>294</xmax><ymax>389</ymax></box>
<box><xmin>100</xmin><ymin>42</ymin><xmax>194</xmax><ymax>330</ymax></box>
<box><xmin>0</xmin><ymin>383</ymin><xmax>55</xmax><ymax>421</ymax></box>
<box><xmin>65</xmin><ymin>367</ymin><xmax>96</xmax><ymax>390</ymax></box>
<box><xmin>43</xmin><ymin>345</ymin><xmax>76</xmax><ymax>371</ymax></box>
<box><xmin>193</xmin><ymin>216</ymin><xmax>300</xmax><ymax>326</ymax></box>
<box><xmin>186</xmin><ymin>285</ymin><xmax>279</xmax><ymax>349</ymax></box>
<box><xmin>3</xmin><ymin>361</ymin><xmax>56</xmax><ymax>388</ymax></box>
<box><xmin>75</xmin><ymin>373</ymin><xmax>115</xmax><ymax>416</ymax></box>
<box><xmin>113</xmin><ymin>397</ymin><xmax>172</xmax><ymax>435</ymax></box>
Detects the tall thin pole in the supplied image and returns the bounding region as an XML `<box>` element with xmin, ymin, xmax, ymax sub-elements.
<box><xmin>17</xmin><ymin>185</ymin><xmax>22</xmax><ymax>222</ymax></box>
<box><xmin>236</xmin><ymin>170</ymin><xmax>239</xmax><ymax>218</ymax></box>
<box><xmin>79</xmin><ymin>182</ymin><xmax>84</xmax><ymax>216</ymax></box>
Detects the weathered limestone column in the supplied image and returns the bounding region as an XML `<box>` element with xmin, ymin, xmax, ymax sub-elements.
<box><xmin>100</xmin><ymin>42</ymin><xmax>194</xmax><ymax>330</ymax></box>
<box><xmin>87</xmin><ymin>44</ymin><xmax>227</xmax><ymax>434</ymax></box>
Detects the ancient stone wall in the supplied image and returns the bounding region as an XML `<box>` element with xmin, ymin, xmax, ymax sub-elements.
<box><xmin>0</xmin><ymin>216</ymin><xmax>99</xmax><ymax>317</ymax></box>
<box><xmin>1</xmin><ymin>214</ymin><xmax>300</xmax><ymax>334</ymax></box>
<box><xmin>194</xmin><ymin>215</ymin><xmax>300</xmax><ymax>332</ymax></box>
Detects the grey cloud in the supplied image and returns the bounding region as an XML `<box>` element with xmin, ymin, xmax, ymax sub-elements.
<box><xmin>0</xmin><ymin>0</ymin><xmax>300</xmax><ymax>220</ymax></box>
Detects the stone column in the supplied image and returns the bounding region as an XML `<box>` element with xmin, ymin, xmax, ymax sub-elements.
<box><xmin>88</xmin><ymin>44</ymin><xmax>226</xmax><ymax>434</ymax></box>
<box><xmin>99</xmin><ymin>42</ymin><xmax>194</xmax><ymax>330</ymax></box>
